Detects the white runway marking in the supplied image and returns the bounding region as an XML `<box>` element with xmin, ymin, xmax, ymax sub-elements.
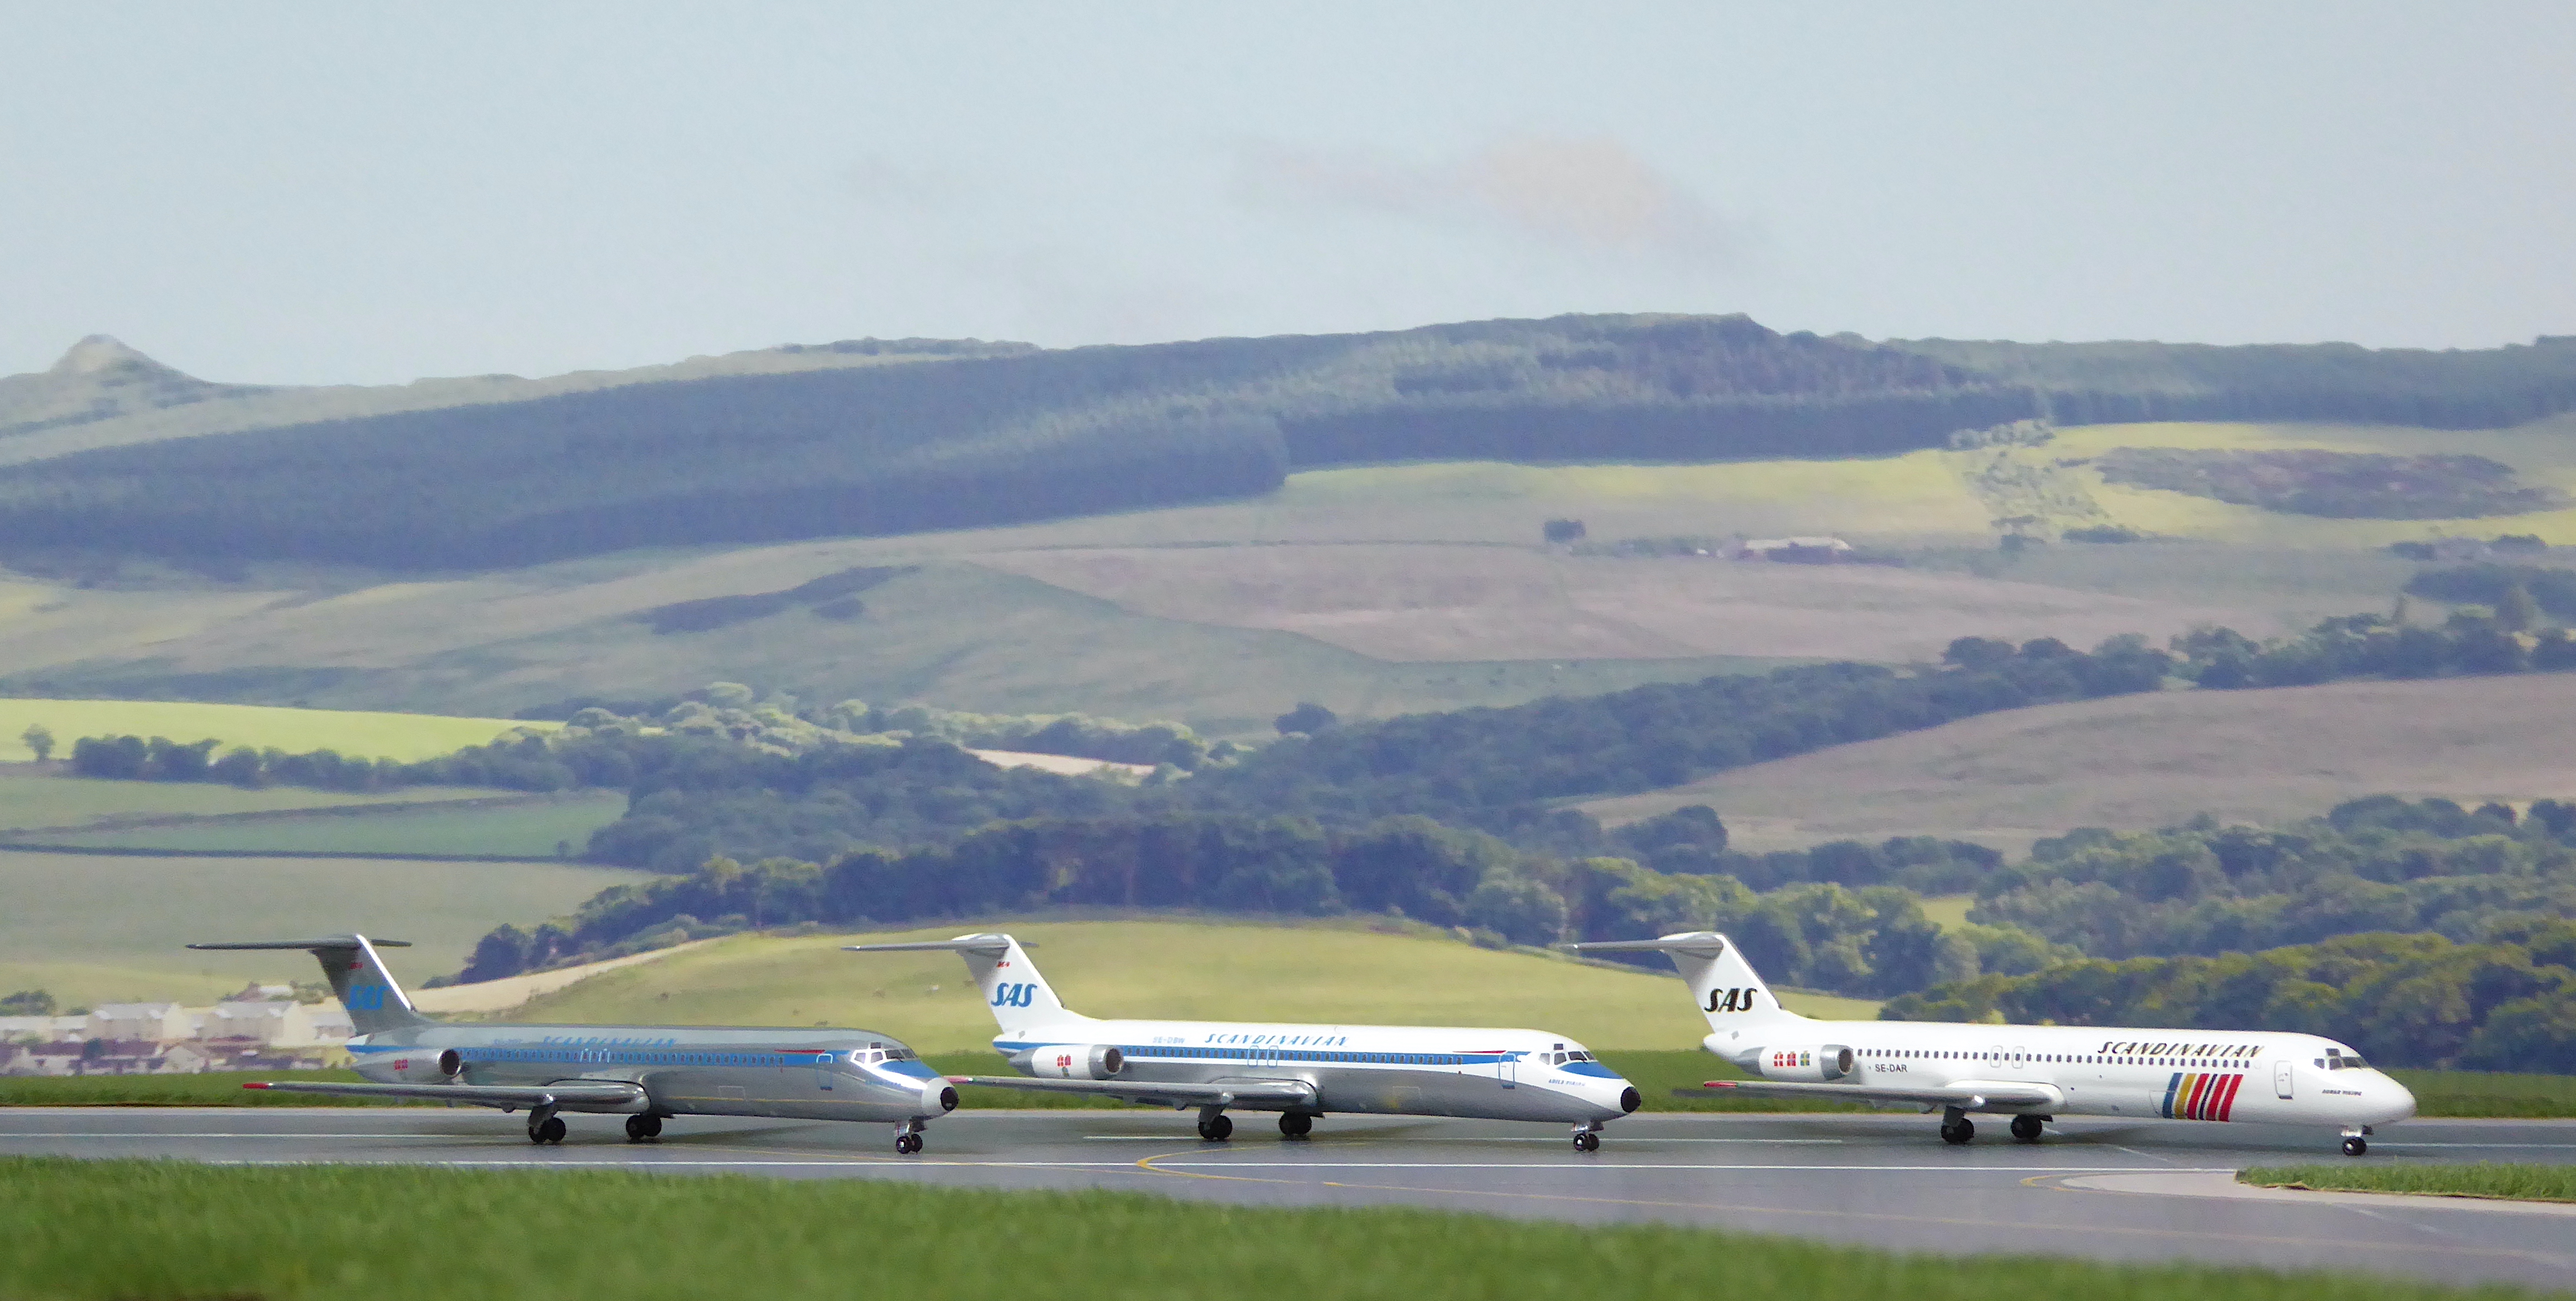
<box><xmin>1141</xmin><ymin>1161</ymin><xmax>2239</xmax><ymax>1172</ymax></box>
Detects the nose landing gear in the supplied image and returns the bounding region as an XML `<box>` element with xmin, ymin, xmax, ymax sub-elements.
<box><xmin>2341</xmin><ymin>1127</ymin><xmax>2368</xmax><ymax>1157</ymax></box>
<box><xmin>894</xmin><ymin>1120</ymin><xmax>927</xmax><ymax>1155</ymax></box>
<box><xmin>1571</xmin><ymin>1122</ymin><xmax>1603</xmax><ymax>1153</ymax></box>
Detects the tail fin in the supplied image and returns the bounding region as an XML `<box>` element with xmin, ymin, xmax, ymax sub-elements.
<box><xmin>845</xmin><ymin>933</ymin><xmax>1082</xmax><ymax>1037</ymax></box>
<box><xmin>187</xmin><ymin>934</ymin><xmax>426</xmax><ymax>1036</ymax></box>
<box><xmin>1569</xmin><ymin>932</ymin><xmax>1808</xmax><ymax>1036</ymax></box>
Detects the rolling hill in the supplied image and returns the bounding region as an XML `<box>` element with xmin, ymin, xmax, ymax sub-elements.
<box><xmin>501</xmin><ymin>920</ymin><xmax>1879</xmax><ymax>1054</ymax></box>
<box><xmin>1579</xmin><ymin>673</ymin><xmax>2576</xmax><ymax>854</ymax></box>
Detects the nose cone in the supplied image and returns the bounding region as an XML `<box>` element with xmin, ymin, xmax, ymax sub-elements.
<box><xmin>2379</xmin><ymin>1074</ymin><xmax>2417</xmax><ymax>1123</ymax></box>
<box><xmin>1619</xmin><ymin>1085</ymin><xmax>1641</xmax><ymax>1115</ymax></box>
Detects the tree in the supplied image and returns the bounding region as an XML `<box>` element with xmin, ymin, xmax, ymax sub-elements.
<box><xmin>1542</xmin><ymin>518</ymin><xmax>1588</xmax><ymax>545</ymax></box>
<box><xmin>19</xmin><ymin>723</ymin><xmax>51</xmax><ymax>763</ymax></box>
<box><xmin>0</xmin><ymin>988</ymin><xmax>55</xmax><ymax>1015</ymax></box>
<box><xmin>1273</xmin><ymin>701</ymin><xmax>1338</xmax><ymax>735</ymax></box>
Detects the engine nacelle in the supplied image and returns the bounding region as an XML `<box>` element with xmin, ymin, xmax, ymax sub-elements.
<box><xmin>1754</xmin><ymin>1044</ymin><xmax>1853</xmax><ymax>1082</ymax></box>
<box><xmin>386</xmin><ymin>1048</ymin><xmax>464</xmax><ymax>1083</ymax></box>
<box><xmin>1015</xmin><ymin>1044</ymin><xmax>1124</xmax><ymax>1080</ymax></box>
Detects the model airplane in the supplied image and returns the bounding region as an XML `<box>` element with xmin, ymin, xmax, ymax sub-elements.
<box><xmin>1571</xmin><ymin>932</ymin><xmax>2414</xmax><ymax>1155</ymax></box>
<box><xmin>191</xmin><ymin>934</ymin><xmax>958</xmax><ymax>1153</ymax></box>
<box><xmin>848</xmin><ymin>932</ymin><xmax>1641</xmax><ymax>1149</ymax></box>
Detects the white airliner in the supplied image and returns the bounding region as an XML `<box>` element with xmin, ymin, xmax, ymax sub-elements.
<box><xmin>848</xmin><ymin>933</ymin><xmax>1643</xmax><ymax>1149</ymax></box>
<box><xmin>1574</xmin><ymin>932</ymin><xmax>2416</xmax><ymax>1155</ymax></box>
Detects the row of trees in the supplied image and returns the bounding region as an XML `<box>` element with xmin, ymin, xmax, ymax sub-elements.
<box><xmin>460</xmin><ymin>810</ymin><xmax>2073</xmax><ymax>999</ymax></box>
<box><xmin>1965</xmin><ymin>797</ymin><xmax>2576</xmax><ymax>960</ymax></box>
<box><xmin>1883</xmin><ymin>922</ymin><xmax>2576</xmax><ymax>1071</ymax></box>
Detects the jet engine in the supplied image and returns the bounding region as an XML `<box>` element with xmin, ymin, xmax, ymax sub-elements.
<box><xmin>387</xmin><ymin>1048</ymin><xmax>464</xmax><ymax>1083</ymax></box>
<box><xmin>1753</xmin><ymin>1044</ymin><xmax>1853</xmax><ymax>1082</ymax></box>
<box><xmin>1014</xmin><ymin>1045</ymin><xmax>1125</xmax><ymax>1080</ymax></box>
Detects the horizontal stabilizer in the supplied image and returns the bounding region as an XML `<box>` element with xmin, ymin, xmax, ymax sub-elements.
<box><xmin>242</xmin><ymin>1079</ymin><xmax>645</xmax><ymax>1110</ymax></box>
<box><xmin>843</xmin><ymin>937</ymin><xmax>1028</xmax><ymax>954</ymax></box>
<box><xmin>1564</xmin><ymin>933</ymin><xmax>1726</xmax><ymax>956</ymax></box>
<box><xmin>1684</xmin><ymin>1078</ymin><xmax>2063</xmax><ymax>1111</ymax></box>
<box><xmin>952</xmin><ymin>1075</ymin><xmax>1316</xmax><ymax>1108</ymax></box>
<box><xmin>189</xmin><ymin>938</ymin><xmax>412</xmax><ymax>950</ymax></box>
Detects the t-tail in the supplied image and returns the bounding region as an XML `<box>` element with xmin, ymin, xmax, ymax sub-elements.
<box><xmin>186</xmin><ymin>934</ymin><xmax>429</xmax><ymax>1036</ymax></box>
<box><xmin>844</xmin><ymin>933</ymin><xmax>1083</xmax><ymax>1036</ymax></box>
<box><xmin>1568</xmin><ymin>932</ymin><xmax>1808</xmax><ymax>1038</ymax></box>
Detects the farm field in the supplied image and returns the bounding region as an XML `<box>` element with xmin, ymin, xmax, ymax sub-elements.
<box><xmin>0</xmin><ymin>849</ymin><xmax>643</xmax><ymax>1005</ymax></box>
<box><xmin>41</xmin><ymin>789</ymin><xmax>628</xmax><ymax>857</ymax></box>
<box><xmin>505</xmin><ymin>921</ymin><xmax>1879</xmax><ymax>1055</ymax></box>
<box><xmin>1580</xmin><ymin>674</ymin><xmax>2576</xmax><ymax>854</ymax></box>
<box><xmin>0</xmin><ymin>419</ymin><xmax>2564</xmax><ymax>731</ymax></box>
<box><xmin>0</xmin><ymin>769</ymin><xmax>506</xmax><ymax>831</ymax></box>
<box><xmin>0</xmin><ymin>699</ymin><xmax>542</xmax><ymax>762</ymax></box>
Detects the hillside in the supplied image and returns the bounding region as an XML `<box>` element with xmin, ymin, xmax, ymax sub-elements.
<box><xmin>1580</xmin><ymin>674</ymin><xmax>2576</xmax><ymax>854</ymax></box>
<box><xmin>2</xmin><ymin>317</ymin><xmax>2571</xmax><ymax>569</ymax></box>
<box><xmin>503</xmin><ymin>920</ymin><xmax>1878</xmax><ymax>1054</ymax></box>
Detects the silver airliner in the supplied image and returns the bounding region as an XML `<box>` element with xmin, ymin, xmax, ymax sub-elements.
<box><xmin>849</xmin><ymin>932</ymin><xmax>1642</xmax><ymax>1149</ymax></box>
<box><xmin>194</xmin><ymin>934</ymin><xmax>959</xmax><ymax>1153</ymax></box>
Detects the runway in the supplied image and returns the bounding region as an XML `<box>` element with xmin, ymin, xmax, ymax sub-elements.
<box><xmin>9</xmin><ymin>1108</ymin><xmax>2575</xmax><ymax>1291</ymax></box>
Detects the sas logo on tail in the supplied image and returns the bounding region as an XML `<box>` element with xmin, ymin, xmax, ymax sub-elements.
<box><xmin>990</xmin><ymin>982</ymin><xmax>1040</xmax><ymax>1009</ymax></box>
<box><xmin>1705</xmin><ymin>987</ymin><xmax>1760</xmax><ymax>1013</ymax></box>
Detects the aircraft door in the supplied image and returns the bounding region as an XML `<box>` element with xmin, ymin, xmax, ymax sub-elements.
<box><xmin>2274</xmin><ymin>1059</ymin><xmax>2294</xmax><ymax>1100</ymax></box>
<box><xmin>813</xmin><ymin>1051</ymin><xmax>835</xmax><ymax>1092</ymax></box>
<box><xmin>1498</xmin><ymin>1051</ymin><xmax>1517</xmax><ymax>1089</ymax></box>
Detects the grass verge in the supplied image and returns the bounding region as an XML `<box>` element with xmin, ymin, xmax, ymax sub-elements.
<box><xmin>2390</xmin><ymin>1069</ymin><xmax>2576</xmax><ymax>1118</ymax></box>
<box><xmin>2240</xmin><ymin>1163</ymin><xmax>2576</xmax><ymax>1204</ymax></box>
<box><xmin>0</xmin><ymin>1070</ymin><xmax>386</xmax><ymax>1107</ymax></box>
<box><xmin>2</xmin><ymin>1157</ymin><xmax>2549</xmax><ymax>1301</ymax></box>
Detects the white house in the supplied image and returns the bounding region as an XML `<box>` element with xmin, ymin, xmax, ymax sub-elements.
<box><xmin>86</xmin><ymin>1003</ymin><xmax>194</xmax><ymax>1045</ymax></box>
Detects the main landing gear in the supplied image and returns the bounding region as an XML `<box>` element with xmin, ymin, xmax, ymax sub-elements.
<box><xmin>527</xmin><ymin>1106</ymin><xmax>566</xmax><ymax>1145</ymax></box>
<box><xmin>1940</xmin><ymin>1109</ymin><xmax>1975</xmax><ymax>1145</ymax></box>
<box><xmin>1278</xmin><ymin>1112</ymin><xmax>1314</xmax><ymax>1140</ymax></box>
<box><xmin>1196</xmin><ymin>1107</ymin><xmax>1234</xmax><ymax>1142</ymax></box>
<box><xmin>625</xmin><ymin>1114</ymin><xmax>664</xmax><ymax>1143</ymax></box>
<box><xmin>2010</xmin><ymin>1115</ymin><xmax>2046</xmax><ymax>1143</ymax></box>
<box><xmin>895</xmin><ymin>1120</ymin><xmax>927</xmax><ymax>1155</ymax></box>
<box><xmin>1571</xmin><ymin>1122</ymin><xmax>1603</xmax><ymax>1153</ymax></box>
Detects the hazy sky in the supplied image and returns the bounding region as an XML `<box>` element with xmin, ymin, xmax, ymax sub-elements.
<box><xmin>6</xmin><ymin>3</ymin><xmax>2571</xmax><ymax>384</ymax></box>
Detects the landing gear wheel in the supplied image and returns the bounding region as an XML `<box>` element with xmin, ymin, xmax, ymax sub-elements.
<box><xmin>530</xmin><ymin>1116</ymin><xmax>567</xmax><ymax>1145</ymax></box>
<box><xmin>1197</xmin><ymin>1114</ymin><xmax>1234</xmax><ymax>1142</ymax></box>
<box><xmin>2342</xmin><ymin>1136</ymin><xmax>2368</xmax><ymax>1157</ymax></box>
<box><xmin>625</xmin><ymin>1114</ymin><xmax>663</xmax><ymax>1142</ymax></box>
<box><xmin>1278</xmin><ymin>1112</ymin><xmax>1313</xmax><ymax>1139</ymax></box>
<box><xmin>2010</xmin><ymin>1115</ymin><xmax>2044</xmax><ymax>1143</ymax></box>
<box><xmin>895</xmin><ymin>1131</ymin><xmax>924</xmax><ymax>1155</ymax></box>
<box><xmin>1572</xmin><ymin>1130</ymin><xmax>1601</xmax><ymax>1153</ymax></box>
<box><xmin>1940</xmin><ymin>1116</ymin><xmax>1974</xmax><ymax>1145</ymax></box>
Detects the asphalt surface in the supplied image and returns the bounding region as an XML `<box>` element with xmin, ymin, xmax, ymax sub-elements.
<box><xmin>9</xmin><ymin>1108</ymin><xmax>2575</xmax><ymax>1291</ymax></box>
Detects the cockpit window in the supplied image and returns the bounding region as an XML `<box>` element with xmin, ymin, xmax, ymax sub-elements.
<box><xmin>2325</xmin><ymin>1049</ymin><xmax>2367</xmax><ymax>1070</ymax></box>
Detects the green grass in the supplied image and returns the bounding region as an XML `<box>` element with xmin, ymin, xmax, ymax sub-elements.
<box><xmin>2391</xmin><ymin>1069</ymin><xmax>2576</xmax><ymax>1118</ymax></box>
<box><xmin>2241</xmin><ymin>1162</ymin><xmax>2576</xmax><ymax>1203</ymax></box>
<box><xmin>0</xmin><ymin>768</ymin><xmax>505</xmax><ymax>831</ymax></box>
<box><xmin>0</xmin><ymin>848</ymin><xmax>645</xmax><ymax>1000</ymax></box>
<box><xmin>0</xmin><ymin>698</ymin><xmax>546</xmax><ymax>762</ymax></box>
<box><xmin>42</xmin><ymin>789</ymin><xmax>628</xmax><ymax>856</ymax></box>
<box><xmin>0</xmin><ymin>1158</ymin><xmax>2542</xmax><ymax>1301</ymax></box>
<box><xmin>0</xmin><ymin>1069</ymin><xmax>383</xmax><ymax>1108</ymax></box>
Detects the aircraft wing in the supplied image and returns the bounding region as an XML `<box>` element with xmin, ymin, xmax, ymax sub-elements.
<box><xmin>1680</xmin><ymin>1078</ymin><xmax>2064</xmax><ymax>1110</ymax></box>
<box><xmin>242</xmin><ymin>1079</ymin><xmax>647</xmax><ymax>1109</ymax></box>
<box><xmin>951</xmin><ymin>1075</ymin><xmax>1317</xmax><ymax>1108</ymax></box>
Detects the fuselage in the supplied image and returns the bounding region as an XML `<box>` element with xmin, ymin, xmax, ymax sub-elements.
<box><xmin>1712</xmin><ymin>1020</ymin><xmax>2416</xmax><ymax>1128</ymax></box>
<box><xmin>1002</xmin><ymin>1016</ymin><xmax>1641</xmax><ymax>1124</ymax></box>
<box><xmin>350</xmin><ymin>1022</ymin><xmax>954</xmax><ymax>1122</ymax></box>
